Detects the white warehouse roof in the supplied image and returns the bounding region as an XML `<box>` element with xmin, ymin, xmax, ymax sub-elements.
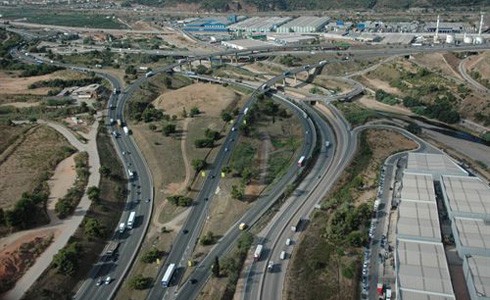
<box><xmin>441</xmin><ymin>175</ymin><xmax>490</xmax><ymax>219</ymax></box>
<box><xmin>400</xmin><ymin>173</ymin><xmax>436</xmax><ymax>202</ymax></box>
<box><xmin>464</xmin><ymin>256</ymin><xmax>490</xmax><ymax>300</ymax></box>
<box><xmin>229</xmin><ymin>17</ymin><xmax>291</xmax><ymax>32</ymax></box>
<box><xmin>276</xmin><ymin>16</ymin><xmax>330</xmax><ymax>33</ymax></box>
<box><xmin>397</xmin><ymin>200</ymin><xmax>441</xmax><ymax>242</ymax></box>
<box><xmin>454</xmin><ymin>218</ymin><xmax>490</xmax><ymax>250</ymax></box>
<box><xmin>398</xmin><ymin>290</ymin><xmax>456</xmax><ymax>300</ymax></box>
<box><xmin>396</xmin><ymin>240</ymin><xmax>455</xmax><ymax>299</ymax></box>
<box><xmin>406</xmin><ymin>153</ymin><xmax>468</xmax><ymax>177</ymax></box>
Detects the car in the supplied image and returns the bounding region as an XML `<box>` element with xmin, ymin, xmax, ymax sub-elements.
<box><xmin>122</xmin><ymin>151</ymin><xmax>126</xmax><ymax>155</ymax></box>
<box><xmin>225</xmin><ymin>147</ymin><xmax>229</xmax><ymax>152</ymax></box>
<box><xmin>105</xmin><ymin>276</ymin><xmax>112</xmax><ymax>285</ymax></box>
<box><xmin>145</xmin><ymin>198</ymin><xmax>151</xmax><ymax>203</ymax></box>
<box><xmin>96</xmin><ymin>278</ymin><xmax>103</xmax><ymax>286</ymax></box>
<box><xmin>286</xmin><ymin>238</ymin><xmax>292</xmax><ymax>246</ymax></box>
<box><xmin>183</xmin><ymin>229</ymin><xmax>189</xmax><ymax>234</ymax></box>
<box><xmin>190</xmin><ymin>278</ymin><xmax>198</xmax><ymax>284</ymax></box>
<box><xmin>231</xmin><ymin>127</ymin><xmax>236</xmax><ymax>131</ymax></box>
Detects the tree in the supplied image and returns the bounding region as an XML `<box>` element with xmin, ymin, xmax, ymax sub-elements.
<box><xmin>212</xmin><ymin>256</ymin><xmax>220</xmax><ymax>277</ymax></box>
<box><xmin>163</xmin><ymin>124</ymin><xmax>176</xmax><ymax>136</ymax></box>
<box><xmin>195</xmin><ymin>64</ymin><xmax>208</xmax><ymax>75</ymax></box>
<box><xmin>405</xmin><ymin>123</ymin><xmax>422</xmax><ymax>135</ymax></box>
<box><xmin>125</xmin><ymin>65</ymin><xmax>137</xmax><ymax>75</ymax></box>
<box><xmin>128</xmin><ymin>274</ymin><xmax>152</xmax><ymax>290</ymax></box>
<box><xmin>99</xmin><ymin>166</ymin><xmax>111</xmax><ymax>177</ymax></box>
<box><xmin>200</xmin><ymin>231</ymin><xmax>216</xmax><ymax>246</ymax></box>
<box><xmin>221</xmin><ymin>111</ymin><xmax>232</xmax><ymax>122</ymax></box>
<box><xmin>205</xmin><ymin>128</ymin><xmax>220</xmax><ymax>141</ymax></box>
<box><xmin>52</xmin><ymin>242</ymin><xmax>79</xmax><ymax>276</ymax></box>
<box><xmin>192</xmin><ymin>159</ymin><xmax>207</xmax><ymax>172</ymax></box>
<box><xmin>181</xmin><ymin>107</ymin><xmax>188</xmax><ymax>118</ymax></box>
<box><xmin>194</xmin><ymin>138</ymin><xmax>214</xmax><ymax>148</ymax></box>
<box><xmin>189</xmin><ymin>106</ymin><xmax>200</xmax><ymax>117</ymax></box>
<box><xmin>141</xmin><ymin>247</ymin><xmax>163</xmax><ymax>263</ymax></box>
<box><xmin>164</xmin><ymin>76</ymin><xmax>172</xmax><ymax>88</ymax></box>
<box><xmin>148</xmin><ymin>124</ymin><xmax>157</xmax><ymax>131</ymax></box>
<box><xmin>84</xmin><ymin>218</ymin><xmax>102</xmax><ymax>238</ymax></box>
<box><xmin>231</xmin><ymin>185</ymin><xmax>244</xmax><ymax>200</ymax></box>
<box><xmin>87</xmin><ymin>186</ymin><xmax>100</xmax><ymax>203</ymax></box>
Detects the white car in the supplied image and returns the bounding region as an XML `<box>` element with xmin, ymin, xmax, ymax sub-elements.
<box><xmin>286</xmin><ymin>238</ymin><xmax>292</xmax><ymax>246</ymax></box>
<box><xmin>105</xmin><ymin>276</ymin><xmax>111</xmax><ymax>285</ymax></box>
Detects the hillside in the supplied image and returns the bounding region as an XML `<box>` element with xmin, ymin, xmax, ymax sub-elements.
<box><xmin>128</xmin><ymin>0</ymin><xmax>488</xmax><ymax>11</ymax></box>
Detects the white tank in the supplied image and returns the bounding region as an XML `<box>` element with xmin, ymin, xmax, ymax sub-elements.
<box><xmin>463</xmin><ymin>36</ymin><xmax>473</xmax><ymax>44</ymax></box>
<box><xmin>446</xmin><ymin>35</ymin><xmax>455</xmax><ymax>44</ymax></box>
<box><xmin>474</xmin><ymin>36</ymin><xmax>483</xmax><ymax>45</ymax></box>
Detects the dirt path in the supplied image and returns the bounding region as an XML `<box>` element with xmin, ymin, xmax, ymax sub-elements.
<box><xmin>1</xmin><ymin>116</ymin><xmax>101</xmax><ymax>300</ymax></box>
<box><xmin>46</xmin><ymin>154</ymin><xmax>77</xmax><ymax>225</ymax></box>
<box><xmin>180</xmin><ymin>118</ymin><xmax>192</xmax><ymax>191</ymax></box>
<box><xmin>258</xmin><ymin>132</ymin><xmax>271</xmax><ymax>185</ymax></box>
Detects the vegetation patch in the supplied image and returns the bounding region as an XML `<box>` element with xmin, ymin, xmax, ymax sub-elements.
<box><xmin>334</xmin><ymin>102</ymin><xmax>379</xmax><ymax>127</ymax></box>
<box><xmin>55</xmin><ymin>151</ymin><xmax>90</xmax><ymax>219</ymax></box>
<box><xmin>286</xmin><ymin>130</ymin><xmax>417</xmax><ymax>300</ymax></box>
<box><xmin>24</xmin><ymin>125</ymin><xmax>126</xmax><ymax>299</ymax></box>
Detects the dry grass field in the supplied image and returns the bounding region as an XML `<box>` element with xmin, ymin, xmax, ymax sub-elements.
<box><xmin>0</xmin><ymin>125</ymin><xmax>75</xmax><ymax>210</ymax></box>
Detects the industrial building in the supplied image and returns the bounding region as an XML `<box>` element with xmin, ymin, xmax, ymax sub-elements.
<box><xmin>440</xmin><ymin>176</ymin><xmax>490</xmax><ymax>219</ymax></box>
<box><xmin>324</xmin><ymin>20</ymin><xmax>352</xmax><ymax>33</ymax></box>
<box><xmin>276</xmin><ymin>16</ymin><xmax>329</xmax><ymax>33</ymax></box>
<box><xmin>395</xmin><ymin>153</ymin><xmax>490</xmax><ymax>300</ymax></box>
<box><xmin>266</xmin><ymin>34</ymin><xmax>317</xmax><ymax>45</ymax></box>
<box><xmin>395</xmin><ymin>239</ymin><xmax>455</xmax><ymax>299</ymax></box>
<box><xmin>405</xmin><ymin>153</ymin><xmax>468</xmax><ymax>177</ymax></box>
<box><xmin>463</xmin><ymin>256</ymin><xmax>490</xmax><ymax>300</ymax></box>
<box><xmin>221</xmin><ymin>38</ymin><xmax>273</xmax><ymax>50</ymax></box>
<box><xmin>425</xmin><ymin>22</ymin><xmax>468</xmax><ymax>34</ymax></box>
<box><xmin>228</xmin><ymin>17</ymin><xmax>291</xmax><ymax>33</ymax></box>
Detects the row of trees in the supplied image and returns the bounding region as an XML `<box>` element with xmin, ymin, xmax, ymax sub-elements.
<box><xmin>167</xmin><ymin>195</ymin><xmax>193</xmax><ymax>207</ymax></box>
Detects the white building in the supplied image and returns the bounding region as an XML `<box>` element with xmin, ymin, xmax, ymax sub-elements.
<box><xmin>276</xmin><ymin>16</ymin><xmax>330</xmax><ymax>33</ymax></box>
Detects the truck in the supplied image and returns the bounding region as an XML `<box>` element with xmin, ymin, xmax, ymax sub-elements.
<box><xmin>116</xmin><ymin>119</ymin><xmax>122</xmax><ymax>127</ymax></box>
<box><xmin>254</xmin><ymin>244</ymin><xmax>263</xmax><ymax>262</ymax></box>
<box><xmin>385</xmin><ymin>288</ymin><xmax>392</xmax><ymax>300</ymax></box>
<box><xmin>297</xmin><ymin>155</ymin><xmax>306</xmax><ymax>167</ymax></box>
<box><xmin>291</xmin><ymin>217</ymin><xmax>303</xmax><ymax>232</ymax></box>
<box><xmin>127</xmin><ymin>211</ymin><xmax>136</xmax><ymax>229</ymax></box>
<box><xmin>243</xmin><ymin>107</ymin><xmax>249</xmax><ymax>115</ymax></box>
<box><xmin>118</xmin><ymin>222</ymin><xmax>125</xmax><ymax>233</ymax></box>
<box><xmin>161</xmin><ymin>263</ymin><xmax>176</xmax><ymax>287</ymax></box>
<box><xmin>123</xmin><ymin>126</ymin><xmax>130</xmax><ymax>135</ymax></box>
<box><xmin>145</xmin><ymin>71</ymin><xmax>155</xmax><ymax>78</ymax></box>
<box><xmin>128</xmin><ymin>169</ymin><xmax>135</xmax><ymax>179</ymax></box>
<box><xmin>104</xmin><ymin>241</ymin><xmax>119</xmax><ymax>256</ymax></box>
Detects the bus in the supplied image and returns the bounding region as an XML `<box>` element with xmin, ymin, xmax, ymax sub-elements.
<box><xmin>127</xmin><ymin>211</ymin><xmax>136</xmax><ymax>229</ymax></box>
<box><xmin>297</xmin><ymin>156</ymin><xmax>306</xmax><ymax>167</ymax></box>
<box><xmin>161</xmin><ymin>263</ymin><xmax>176</xmax><ymax>287</ymax></box>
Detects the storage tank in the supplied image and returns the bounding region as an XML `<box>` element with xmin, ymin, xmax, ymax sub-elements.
<box><xmin>446</xmin><ymin>34</ymin><xmax>455</xmax><ymax>44</ymax></box>
<box><xmin>463</xmin><ymin>36</ymin><xmax>473</xmax><ymax>44</ymax></box>
<box><xmin>474</xmin><ymin>36</ymin><xmax>483</xmax><ymax>45</ymax></box>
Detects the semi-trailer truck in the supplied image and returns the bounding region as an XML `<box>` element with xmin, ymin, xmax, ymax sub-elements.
<box><xmin>127</xmin><ymin>211</ymin><xmax>136</xmax><ymax>229</ymax></box>
<box><xmin>291</xmin><ymin>217</ymin><xmax>303</xmax><ymax>232</ymax></box>
<box><xmin>104</xmin><ymin>241</ymin><xmax>119</xmax><ymax>256</ymax></box>
<box><xmin>254</xmin><ymin>244</ymin><xmax>263</xmax><ymax>262</ymax></box>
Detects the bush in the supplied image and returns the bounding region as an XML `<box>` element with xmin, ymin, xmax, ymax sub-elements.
<box><xmin>128</xmin><ymin>274</ymin><xmax>152</xmax><ymax>290</ymax></box>
<box><xmin>141</xmin><ymin>247</ymin><xmax>164</xmax><ymax>263</ymax></box>
<box><xmin>194</xmin><ymin>138</ymin><xmax>214</xmax><ymax>148</ymax></box>
<box><xmin>191</xmin><ymin>159</ymin><xmax>207</xmax><ymax>172</ymax></box>
<box><xmin>167</xmin><ymin>195</ymin><xmax>193</xmax><ymax>207</ymax></box>
<box><xmin>200</xmin><ymin>231</ymin><xmax>216</xmax><ymax>246</ymax></box>
<box><xmin>163</xmin><ymin>124</ymin><xmax>176</xmax><ymax>136</ymax></box>
<box><xmin>52</xmin><ymin>242</ymin><xmax>79</xmax><ymax>276</ymax></box>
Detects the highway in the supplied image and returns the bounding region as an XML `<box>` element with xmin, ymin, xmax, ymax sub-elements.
<box><xmin>7</xmin><ymin>27</ymin><xmax>490</xmax><ymax>300</ymax></box>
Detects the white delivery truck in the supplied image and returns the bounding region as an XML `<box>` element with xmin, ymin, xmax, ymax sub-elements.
<box><xmin>127</xmin><ymin>211</ymin><xmax>136</xmax><ymax>229</ymax></box>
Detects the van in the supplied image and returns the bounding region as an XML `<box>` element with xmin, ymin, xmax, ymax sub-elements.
<box><xmin>280</xmin><ymin>251</ymin><xmax>286</xmax><ymax>260</ymax></box>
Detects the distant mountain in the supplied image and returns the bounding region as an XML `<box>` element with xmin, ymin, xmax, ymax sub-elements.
<box><xmin>128</xmin><ymin>0</ymin><xmax>488</xmax><ymax>12</ymax></box>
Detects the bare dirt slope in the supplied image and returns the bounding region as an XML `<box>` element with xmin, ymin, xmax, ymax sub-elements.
<box><xmin>153</xmin><ymin>83</ymin><xmax>238</xmax><ymax>117</ymax></box>
<box><xmin>466</xmin><ymin>51</ymin><xmax>490</xmax><ymax>79</ymax></box>
<box><xmin>0</xmin><ymin>70</ymin><xmax>88</xmax><ymax>97</ymax></box>
<box><xmin>412</xmin><ymin>52</ymin><xmax>463</xmax><ymax>81</ymax></box>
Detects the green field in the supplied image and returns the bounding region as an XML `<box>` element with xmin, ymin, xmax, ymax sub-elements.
<box><xmin>0</xmin><ymin>8</ymin><xmax>127</xmax><ymax>29</ymax></box>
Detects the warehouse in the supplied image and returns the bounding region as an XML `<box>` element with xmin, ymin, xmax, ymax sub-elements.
<box><xmin>440</xmin><ymin>175</ymin><xmax>490</xmax><ymax>219</ymax></box>
<box><xmin>452</xmin><ymin>217</ymin><xmax>490</xmax><ymax>257</ymax></box>
<box><xmin>267</xmin><ymin>34</ymin><xmax>317</xmax><ymax>45</ymax></box>
<box><xmin>397</xmin><ymin>200</ymin><xmax>441</xmax><ymax>242</ymax></box>
<box><xmin>395</xmin><ymin>240</ymin><xmax>455</xmax><ymax>299</ymax></box>
<box><xmin>229</xmin><ymin>17</ymin><xmax>291</xmax><ymax>33</ymax></box>
<box><xmin>221</xmin><ymin>39</ymin><xmax>273</xmax><ymax>50</ymax></box>
<box><xmin>183</xmin><ymin>18</ymin><xmax>231</xmax><ymax>32</ymax></box>
<box><xmin>399</xmin><ymin>173</ymin><xmax>435</xmax><ymax>202</ymax></box>
<box><xmin>276</xmin><ymin>16</ymin><xmax>330</xmax><ymax>33</ymax></box>
<box><xmin>405</xmin><ymin>153</ymin><xmax>468</xmax><ymax>178</ymax></box>
<box><xmin>463</xmin><ymin>256</ymin><xmax>490</xmax><ymax>300</ymax></box>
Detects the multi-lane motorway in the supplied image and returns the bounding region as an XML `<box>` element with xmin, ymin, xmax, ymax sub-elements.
<box><xmin>8</xmin><ymin>28</ymin><xmax>490</xmax><ymax>300</ymax></box>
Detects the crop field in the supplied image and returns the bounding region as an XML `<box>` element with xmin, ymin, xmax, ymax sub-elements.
<box><xmin>0</xmin><ymin>8</ymin><xmax>127</xmax><ymax>29</ymax></box>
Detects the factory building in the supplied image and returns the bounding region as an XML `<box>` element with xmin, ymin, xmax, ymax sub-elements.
<box><xmin>425</xmin><ymin>22</ymin><xmax>467</xmax><ymax>34</ymax></box>
<box><xmin>395</xmin><ymin>153</ymin><xmax>490</xmax><ymax>300</ymax></box>
<box><xmin>183</xmin><ymin>16</ymin><xmax>239</xmax><ymax>32</ymax></box>
<box><xmin>276</xmin><ymin>16</ymin><xmax>329</xmax><ymax>33</ymax></box>
<box><xmin>266</xmin><ymin>34</ymin><xmax>317</xmax><ymax>45</ymax></box>
<box><xmin>221</xmin><ymin>38</ymin><xmax>273</xmax><ymax>50</ymax></box>
<box><xmin>229</xmin><ymin>17</ymin><xmax>291</xmax><ymax>33</ymax></box>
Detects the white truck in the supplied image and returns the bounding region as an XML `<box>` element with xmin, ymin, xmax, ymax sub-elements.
<box><xmin>325</xmin><ymin>140</ymin><xmax>330</xmax><ymax>148</ymax></box>
<box><xmin>254</xmin><ymin>244</ymin><xmax>263</xmax><ymax>262</ymax></box>
<box><xmin>128</xmin><ymin>169</ymin><xmax>135</xmax><ymax>178</ymax></box>
<box><xmin>123</xmin><ymin>126</ymin><xmax>130</xmax><ymax>135</ymax></box>
<box><xmin>145</xmin><ymin>71</ymin><xmax>155</xmax><ymax>78</ymax></box>
<box><xmin>118</xmin><ymin>222</ymin><xmax>125</xmax><ymax>233</ymax></box>
<box><xmin>127</xmin><ymin>211</ymin><xmax>136</xmax><ymax>229</ymax></box>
